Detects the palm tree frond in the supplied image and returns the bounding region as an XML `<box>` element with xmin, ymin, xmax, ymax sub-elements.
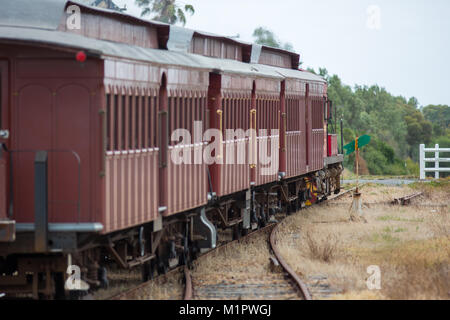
<box><xmin>184</xmin><ymin>4</ymin><xmax>195</xmax><ymax>15</ymax></box>
<box><xmin>137</xmin><ymin>0</ymin><xmax>195</xmax><ymax>25</ymax></box>
<box><xmin>141</xmin><ymin>7</ymin><xmax>151</xmax><ymax>17</ymax></box>
<box><xmin>135</xmin><ymin>0</ymin><xmax>150</xmax><ymax>8</ymax></box>
<box><xmin>177</xmin><ymin>8</ymin><xmax>187</xmax><ymax>25</ymax></box>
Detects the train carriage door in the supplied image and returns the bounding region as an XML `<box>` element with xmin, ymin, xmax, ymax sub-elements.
<box><xmin>0</xmin><ymin>60</ymin><xmax>9</xmax><ymax>223</ymax></box>
<box><xmin>53</xmin><ymin>84</ymin><xmax>91</xmax><ymax>222</ymax></box>
<box><xmin>158</xmin><ymin>74</ymin><xmax>168</xmax><ymax>211</ymax></box>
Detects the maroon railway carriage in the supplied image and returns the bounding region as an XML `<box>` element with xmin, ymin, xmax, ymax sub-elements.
<box><xmin>0</xmin><ymin>0</ymin><xmax>343</xmax><ymax>299</ymax></box>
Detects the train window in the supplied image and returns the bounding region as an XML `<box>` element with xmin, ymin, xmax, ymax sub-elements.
<box><xmin>177</xmin><ymin>96</ymin><xmax>181</xmax><ymax>132</ymax></box>
<box><xmin>0</xmin><ymin>70</ymin><xmax>2</xmax><ymax>127</ymax></box>
<box><xmin>147</xmin><ymin>96</ymin><xmax>155</xmax><ymax>148</ymax></box>
<box><xmin>226</xmin><ymin>97</ymin><xmax>230</xmax><ymax>131</ymax></box>
<box><xmin>287</xmin><ymin>97</ymin><xmax>300</xmax><ymax>132</ymax></box>
<box><xmin>106</xmin><ymin>94</ymin><xmax>111</xmax><ymax>151</ymax></box>
<box><xmin>265</xmin><ymin>99</ymin><xmax>268</xmax><ymax>130</ymax></box>
<box><xmin>183</xmin><ymin>97</ymin><xmax>187</xmax><ymax>139</ymax></box>
<box><xmin>168</xmin><ymin>97</ymin><xmax>172</xmax><ymax>146</ymax></box>
<box><xmin>185</xmin><ymin>97</ymin><xmax>190</xmax><ymax>135</ymax></box>
<box><xmin>223</xmin><ymin>98</ymin><xmax>228</xmax><ymax>134</ymax></box>
<box><xmin>191</xmin><ymin>97</ymin><xmax>195</xmax><ymax>134</ymax></box>
<box><xmin>113</xmin><ymin>95</ymin><xmax>119</xmax><ymax>151</ymax></box>
<box><xmin>230</xmin><ymin>97</ymin><xmax>234</xmax><ymax>131</ymax></box>
<box><xmin>128</xmin><ymin>96</ymin><xmax>133</xmax><ymax>150</ymax></box>
<box><xmin>152</xmin><ymin>96</ymin><xmax>157</xmax><ymax>148</ymax></box>
<box><xmin>224</xmin><ymin>98</ymin><xmax>229</xmax><ymax>131</ymax></box>
<box><xmin>121</xmin><ymin>95</ymin><xmax>126</xmax><ymax>150</ymax></box>
<box><xmin>141</xmin><ymin>96</ymin><xmax>146</xmax><ymax>149</ymax></box>
<box><xmin>221</xmin><ymin>98</ymin><xmax>225</xmax><ymax>133</ymax></box>
<box><xmin>135</xmin><ymin>96</ymin><xmax>140</xmax><ymax>150</ymax></box>
<box><xmin>236</xmin><ymin>98</ymin><xmax>240</xmax><ymax>131</ymax></box>
<box><xmin>264</xmin><ymin>99</ymin><xmax>268</xmax><ymax>131</ymax></box>
<box><xmin>190</xmin><ymin>97</ymin><xmax>195</xmax><ymax>135</ymax></box>
<box><xmin>148</xmin><ymin>96</ymin><xmax>153</xmax><ymax>148</ymax></box>
<box><xmin>311</xmin><ymin>97</ymin><xmax>323</xmax><ymax>129</ymax></box>
<box><xmin>193</xmin><ymin>97</ymin><xmax>198</xmax><ymax>131</ymax></box>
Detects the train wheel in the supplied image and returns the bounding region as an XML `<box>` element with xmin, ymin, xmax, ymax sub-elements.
<box><xmin>294</xmin><ymin>200</ymin><xmax>300</xmax><ymax>212</ymax></box>
<box><xmin>98</xmin><ymin>266</ymin><xmax>109</xmax><ymax>289</ymax></box>
<box><xmin>180</xmin><ymin>237</ymin><xmax>192</xmax><ymax>268</ymax></box>
<box><xmin>250</xmin><ymin>209</ymin><xmax>258</xmax><ymax>224</ymax></box>
<box><xmin>141</xmin><ymin>260</ymin><xmax>155</xmax><ymax>282</ymax></box>
<box><xmin>286</xmin><ymin>203</ymin><xmax>292</xmax><ymax>216</ymax></box>
<box><xmin>232</xmin><ymin>224</ymin><xmax>242</xmax><ymax>240</ymax></box>
<box><xmin>269</xmin><ymin>207</ymin><xmax>276</xmax><ymax>217</ymax></box>
<box><xmin>157</xmin><ymin>259</ymin><xmax>168</xmax><ymax>275</ymax></box>
<box><xmin>259</xmin><ymin>207</ymin><xmax>267</xmax><ymax>228</ymax></box>
<box><xmin>53</xmin><ymin>272</ymin><xmax>66</xmax><ymax>300</ymax></box>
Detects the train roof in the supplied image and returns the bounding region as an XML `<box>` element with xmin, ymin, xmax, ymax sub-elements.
<box><xmin>0</xmin><ymin>0</ymin><xmax>168</xmax><ymax>30</ymax></box>
<box><xmin>0</xmin><ymin>0</ymin><xmax>325</xmax><ymax>83</ymax></box>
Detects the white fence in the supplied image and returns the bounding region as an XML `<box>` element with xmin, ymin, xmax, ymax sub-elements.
<box><xmin>419</xmin><ymin>144</ymin><xmax>450</xmax><ymax>180</ymax></box>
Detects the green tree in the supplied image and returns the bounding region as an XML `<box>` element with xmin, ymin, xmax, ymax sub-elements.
<box><xmin>422</xmin><ymin>104</ymin><xmax>450</xmax><ymax>135</ymax></box>
<box><xmin>252</xmin><ymin>27</ymin><xmax>294</xmax><ymax>51</ymax></box>
<box><xmin>307</xmin><ymin>67</ymin><xmax>443</xmax><ymax>174</ymax></box>
<box><xmin>135</xmin><ymin>0</ymin><xmax>195</xmax><ymax>25</ymax></box>
<box><xmin>404</xmin><ymin>110</ymin><xmax>433</xmax><ymax>156</ymax></box>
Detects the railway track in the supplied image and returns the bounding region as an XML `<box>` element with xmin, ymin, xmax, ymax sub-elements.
<box><xmin>391</xmin><ymin>192</ymin><xmax>423</xmax><ymax>205</ymax></box>
<box><xmin>188</xmin><ymin>224</ymin><xmax>306</xmax><ymax>300</ymax></box>
<box><xmin>108</xmin><ymin>188</ymin><xmax>358</xmax><ymax>301</ymax></box>
<box><xmin>331</xmin><ymin>190</ymin><xmax>437</xmax><ymax>208</ymax></box>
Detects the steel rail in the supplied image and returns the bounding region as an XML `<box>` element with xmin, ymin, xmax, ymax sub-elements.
<box><xmin>269</xmin><ymin>223</ymin><xmax>311</xmax><ymax>300</ymax></box>
<box><xmin>108</xmin><ymin>265</ymin><xmax>184</xmax><ymax>300</ymax></box>
<box><xmin>109</xmin><ymin>187</ymin><xmax>359</xmax><ymax>300</ymax></box>
<box><xmin>392</xmin><ymin>192</ymin><xmax>423</xmax><ymax>205</ymax></box>
<box><xmin>267</xmin><ymin>186</ymin><xmax>361</xmax><ymax>301</ymax></box>
<box><xmin>183</xmin><ymin>267</ymin><xmax>192</xmax><ymax>300</ymax></box>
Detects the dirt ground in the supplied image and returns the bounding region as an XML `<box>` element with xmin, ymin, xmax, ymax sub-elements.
<box><xmin>275</xmin><ymin>180</ymin><xmax>450</xmax><ymax>300</ymax></box>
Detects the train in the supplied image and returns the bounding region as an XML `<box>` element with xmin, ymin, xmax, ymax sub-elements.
<box><xmin>0</xmin><ymin>0</ymin><xmax>343</xmax><ymax>299</ymax></box>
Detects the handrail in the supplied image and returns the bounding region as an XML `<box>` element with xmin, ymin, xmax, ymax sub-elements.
<box><xmin>250</xmin><ymin>108</ymin><xmax>257</xmax><ymax>168</ymax></box>
<box><xmin>217</xmin><ymin>109</ymin><xmax>223</xmax><ymax>160</ymax></box>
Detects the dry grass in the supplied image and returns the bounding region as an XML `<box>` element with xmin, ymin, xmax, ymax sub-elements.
<box><xmin>93</xmin><ymin>268</ymin><xmax>141</xmax><ymax>300</ymax></box>
<box><xmin>131</xmin><ymin>271</ymin><xmax>184</xmax><ymax>300</ymax></box>
<box><xmin>192</xmin><ymin>230</ymin><xmax>273</xmax><ymax>278</ymax></box>
<box><xmin>276</xmin><ymin>182</ymin><xmax>450</xmax><ymax>300</ymax></box>
<box><xmin>305</xmin><ymin>228</ymin><xmax>340</xmax><ymax>263</ymax></box>
<box><xmin>94</xmin><ymin>265</ymin><xmax>184</xmax><ymax>300</ymax></box>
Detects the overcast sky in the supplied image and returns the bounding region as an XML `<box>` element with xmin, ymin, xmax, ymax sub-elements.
<box><xmin>114</xmin><ymin>0</ymin><xmax>450</xmax><ymax>107</ymax></box>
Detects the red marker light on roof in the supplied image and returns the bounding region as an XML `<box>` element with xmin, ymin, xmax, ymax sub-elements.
<box><xmin>76</xmin><ymin>51</ymin><xmax>87</xmax><ymax>63</ymax></box>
